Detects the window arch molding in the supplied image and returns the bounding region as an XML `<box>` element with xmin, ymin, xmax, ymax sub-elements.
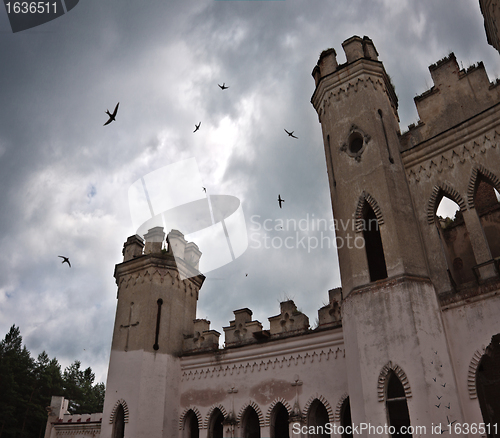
<box><xmin>427</xmin><ymin>182</ymin><xmax>467</xmax><ymax>225</ymax></box>
<box><xmin>265</xmin><ymin>398</ymin><xmax>292</xmax><ymax>426</ymax></box>
<box><xmin>377</xmin><ymin>361</ymin><xmax>412</xmax><ymax>402</ymax></box>
<box><xmin>204</xmin><ymin>405</ymin><xmax>228</xmax><ymax>429</ymax></box>
<box><xmin>302</xmin><ymin>395</ymin><xmax>334</xmax><ymax>422</ymax></box>
<box><xmin>334</xmin><ymin>393</ymin><xmax>349</xmax><ymax>423</ymax></box>
<box><xmin>355</xmin><ymin>191</ymin><xmax>384</xmax><ymax>233</ymax></box>
<box><xmin>237</xmin><ymin>401</ymin><xmax>264</xmax><ymax>427</ymax></box>
<box><xmin>109</xmin><ymin>399</ymin><xmax>129</xmax><ymax>424</ymax></box>
<box><xmin>179</xmin><ymin>407</ymin><xmax>203</xmax><ymax>431</ymax></box>
<box><xmin>468</xmin><ymin>347</ymin><xmax>487</xmax><ymax>399</ymax></box>
<box><xmin>467</xmin><ymin>165</ymin><xmax>500</xmax><ymax>209</ymax></box>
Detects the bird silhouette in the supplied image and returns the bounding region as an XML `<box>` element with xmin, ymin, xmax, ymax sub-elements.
<box><xmin>435</xmin><ymin>403</ymin><xmax>441</xmax><ymax>408</ymax></box>
<box><xmin>278</xmin><ymin>194</ymin><xmax>285</xmax><ymax>208</ymax></box>
<box><xmin>284</xmin><ymin>129</ymin><xmax>298</xmax><ymax>139</ymax></box>
<box><xmin>432</xmin><ymin>377</ymin><xmax>437</xmax><ymax>382</ymax></box>
<box><xmin>437</xmin><ymin>395</ymin><xmax>442</xmax><ymax>399</ymax></box>
<box><xmin>445</xmin><ymin>403</ymin><xmax>450</xmax><ymax>409</ymax></box>
<box><xmin>58</xmin><ymin>256</ymin><xmax>71</xmax><ymax>267</ymax></box>
<box><xmin>442</xmin><ymin>383</ymin><xmax>446</xmax><ymax>388</ymax></box>
<box><xmin>218</xmin><ymin>83</ymin><xmax>229</xmax><ymax>90</ymax></box>
<box><xmin>103</xmin><ymin>103</ymin><xmax>119</xmax><ymax>126</ymax></box>
<box><xmin>194</xmin><ymin>122</ymin><xmax>201</xmax><ymax>133</ymax></box>
<box><xmin>245</xmin><ymin>274</ymin><xmax>248</xmax><ymax>277</ymax></box>
<box><xmin>202</xmin><ymin>187</ymin><xmax>206</xmax><ymax>193</ymax></box>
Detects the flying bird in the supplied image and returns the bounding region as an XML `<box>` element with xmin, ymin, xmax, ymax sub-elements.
<box><xmin>194</xmin><ymin>122</ymin><xmax>201</xmax><ymax>133</ymax></box>
<box><xmin>436</xmin><ymin>395</ymin><xmax>442</xmax><ymax>399</ymax></box>
<box><xmin>284</xmin><ymin>129</ymin><xmax>298</xmax><ymax>139</ymax></box>
<box><xmin>432</xmin><ymin>377</ymin><xmax>437</xmax><ymax>382</ymax></box>
<box><xmin>202</xmin><ymin>187</ymin><xmax>206</xmax><ymax>193</ymax></box>
<box><xmin>278</xmin><ymin>194</ymin><xmax>285</xmax><ymax>208</ymax></box>
<box><xmin>58</xmin><ymin>256</ymin><xmax>71</xmax><ymax>267</ymax></box>
<box><xmin>441</xmin><ymin>383</ymin><xmax>446</xmax><ymax>388</ymax></box>
<box><xmin>218</xmin><ymin>83</ymin><xmax>229</xmax><ymax>90</ymax></box>
<box><xmin>435</xmin><ymin>403</ymin><xmax>441</xmax><ymax>408</ymax></box>
<box><xmin>445</xmin><ymin>403</ymin><xmax>450</xmax><ymax>409</ymax></box>
<box><xmin>103</xmin><ymin>102</ymin><xmax>119</xmax><ymax>126</ymax></box>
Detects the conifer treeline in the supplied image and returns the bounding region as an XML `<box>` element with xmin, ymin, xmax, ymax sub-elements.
<box><xmin>0</xmin><ymin>325</ymin><xmax>105</xmax><ymax>438</ymax></box>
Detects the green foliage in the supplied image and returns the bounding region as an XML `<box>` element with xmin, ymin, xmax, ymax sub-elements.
<box><xmin>0</xmin><ymin>325</ymin><xmax>105</xmax><ymax>438</ymax></box>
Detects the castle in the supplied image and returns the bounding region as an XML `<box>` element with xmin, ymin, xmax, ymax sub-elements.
<box><xmin>45</xmin><ymin>19</ymin><xmax>500</xmax><ymax>438</ymax></box>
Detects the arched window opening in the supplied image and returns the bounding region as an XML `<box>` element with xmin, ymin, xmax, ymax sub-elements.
<box><xmin>362</xmin><ymin>203</ymin><xmax>388</xmax><ymax>281</ymax></box>
<box><xmin>208</xmin><ymin>408</ymin><xmax>224</xmax><ymax>438</ymax></box>
<box><xmin>474</xmin><ymin>177</ymin><xmax>500</xmax><ymax>259</ymax></box>
<box><xmin>386</xmin><ymin>371</ymin><xmax>412</xmax><ymax>437</ymax></box>
<box><xmin>112</xmin><ymin>404</ymin><xmax>125</xmax><ymax>438</ymax></box>
<box><xmin>340</xmin><ymin>397</ymin><xmax>353</xmax><ymax>438</ymax></box>
<box><xmin>241</xmin><ymin>407</ymin><xmax>261</xmax><ymax>438</ymax></box>
<box><xmin>307</xmin><ymin>399</ymin><xmax>329</xmax><ymax>438</ymax></box>
<box><xmin>476</xmin><ymin>334</ymin><xmax>500</xmax><ymax>438</ymax></box>
<box><xmin>270</xmin><ymin>403</ymin><xmax>289</xmax><ymax>438</ymax></box>
<box><xmin>435</xmin><ymin>194</ymin><xmax>475</xmax><ymax>286</ymax></box>
<box><xmin>183</xmin><ymin>410</ymin><xmax>199</xmax><ymax>438</ymax></box>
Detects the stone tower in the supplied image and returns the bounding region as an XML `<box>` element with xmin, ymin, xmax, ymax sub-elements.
<box><xmin>311</xmin><ymin>36</ymin><xmax>464</xmax><ymax>435</ymax></box>
<box><xmin>100</xmin><ymin>227</ymin><xmax>204</xmax><ymax>438</ymax></box>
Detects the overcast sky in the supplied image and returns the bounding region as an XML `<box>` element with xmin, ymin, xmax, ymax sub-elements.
<box><xmin>1</xmin><ymin>0</ymin><xmax>499</xmax><ymax>387</ymax></box>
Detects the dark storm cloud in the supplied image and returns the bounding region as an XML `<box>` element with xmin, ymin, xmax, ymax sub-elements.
<box><xmin>1</xmin><ymin>0</ymin><xmax>499</xmax><ymax>385</ymax></box>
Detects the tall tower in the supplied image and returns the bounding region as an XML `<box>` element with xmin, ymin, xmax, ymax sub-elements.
<box><xmin>100</xmin><ymin>227</ymin><xmax>204</xmax><ymax>438</ymax></box>
<box><xmin>311</xmin><ymin>37</ymin><xmax>464</xmax><ymax>435</ymax></box>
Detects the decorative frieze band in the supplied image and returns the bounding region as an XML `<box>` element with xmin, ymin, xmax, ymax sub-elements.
<box><xmin>406</xmin><ymin>131</ymin><xmax>499</xmax><ymax>184</ymax></box>
<box><xmin>181</xmin><ymin>348</ymin><xmax>345</xmax><ymax>381</ymax></box>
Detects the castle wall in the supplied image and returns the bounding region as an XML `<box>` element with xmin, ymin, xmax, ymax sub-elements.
<box><xmin>179</xmin><ymin>328</ymin><xmax>347</xmax><ymax>438</ymax></box>
<box><xmin>441</xmin><ymin>292</ymin><xmax>500</xmax><ymax>434</ymax></box>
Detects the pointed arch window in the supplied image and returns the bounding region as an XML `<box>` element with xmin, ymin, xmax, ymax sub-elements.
<box><xmin>434</xmin><ymin>194</ymin><xmax>475</xmax><ymax>285</ymax></box>
<box><xmin>362</xmin><ymin>203</ymin><xmax>387</xmax><ymax>281</ymax></box>
<box><xmin>473</xmin><ymin>175</ymin><xmax>500</xmax><ymax>259</ymax></box>
<box><xmin>241</xmin><ymin>406</ymin><xmax>261</xmax><ymax>438</ymax></box>
<box><xmin>270</xmin><ymin>403</ymin><xmax>289</xmax><ymax>438</ymax></box>
<box><xmin>182</xmin><ymin>410</ymin><xmax>200</xmax><ymax>438</ymax></box>
<box><xmin>112</xmin><ymin>404</ymin><xmax>125</xmax><ymax>438</ymax></box>
<box><xmin>307</xmin><ymin>399</ymin><xmax>330</xmax><ymax>438</ymax></box>
<box><xmin>386</xmin><ymin>371</ymin><xmax>412</xmax><ymax>437</ymax></box>
<box><xmin>340</xmin><ymin>397</ymin><xmax>353</xmax><ymax>438</ymax></box>
<box><xmin>476</xmin><ymin>334</ymin><xmax>500</xmax><ymax>437</ymax></box>
<box><xmin>208</xmin><ymin>408</ymin><xmax>224</xmax><ymax>438</ymax></box>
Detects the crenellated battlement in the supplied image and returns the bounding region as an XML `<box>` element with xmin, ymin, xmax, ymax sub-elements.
<box><xmin>182</xmin><ymin>288</ymin><xmax>343</xmax><ymax>355</ymax></box>
<box><xmin>311</xmin><ymin>35</ymin><xmax>398</xmax><ymax>123</ymax></box>
<box><xmin>401</xmin><ymin>53</ymin><xmax>500</xmax><ymax>150</ymax></box>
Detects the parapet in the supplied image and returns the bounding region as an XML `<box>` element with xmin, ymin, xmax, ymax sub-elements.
<box><xmin>223</xmin><ymin>308</ymin><xmax>264</xmax><ymax>346</ymax></box>
<box><xmin>401</xmin><ymin>53</ymin><xmax>500</xmax><ymax>149</ymax></box>
<box><xmin>268</xmin><ymin>300</ymin><xmax>309</xmax><ymax>336</ymax></box>
<box><xmin>312</xmin><ymin>35</ymin><xmax>379</xmax><ymax>87</ymax></box>
<box><xmin>183</xmin><ymin>319</ymin><xmax>220</xmax><ymax>352</ymax></box>
<box><xmin>317</xmin><ymin>288</ymin><xmax>342</xmax><ymax>329</ymax></box>
<box><xmin>121</xmin><ymin>228</ymin><xmax>202</xmax><ymax>271</ymax></box>
<box><xmin>122</xmin><ymin>235</ymin><xmax>144</xmax><ymax>262</ymax></box>
<box><xmin>144</xmin><ymin>227</ymin><xmax>165</xmax><ymax>254</ymax></box>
